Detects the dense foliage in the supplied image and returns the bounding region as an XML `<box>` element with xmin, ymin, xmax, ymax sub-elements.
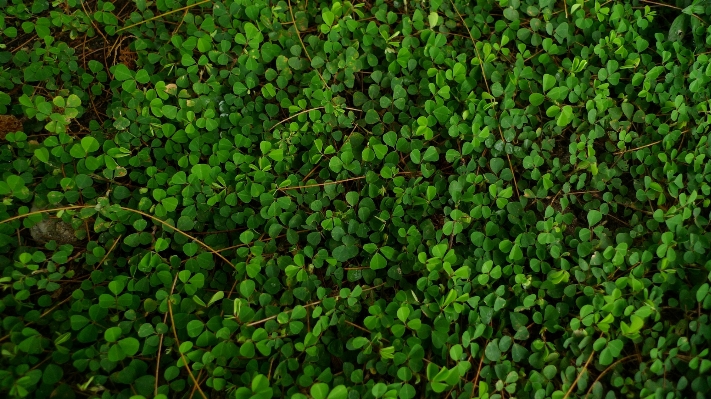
<box><xmin>1</xmin><ymin>0</ymin><xmax>711</xmax><ymax>398</ymax></box>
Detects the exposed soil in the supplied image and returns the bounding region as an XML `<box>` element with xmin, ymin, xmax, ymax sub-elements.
<box><xmin>0</xmin><ymin>115</ymin><xmax>24</xmax><ymax>140</ymax></box>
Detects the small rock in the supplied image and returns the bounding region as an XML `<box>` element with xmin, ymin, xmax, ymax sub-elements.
<box><xmin>29</xmin><ymin>206</ymin><xmax>81</xmax><ymax>245</ymax></box>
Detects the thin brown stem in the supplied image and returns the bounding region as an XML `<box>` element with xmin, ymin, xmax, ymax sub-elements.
<box><xmin>94</xmin><ymin>235</ymin><xmax>122</xmax><ymax>270</ymax></box>
<box><xmin>613</xmin><ymin>140</ymin><xmax>662</xmax><ymax>155</ymax></box>
<box><xmin>246</xmin><ymin>283</ymin><xmax>385</xmax><ymax>327</ymax></box>
<box><xmin>639</xmin><ymin>0</ymin><xmax>704</xmax><ymax>21</ymax></box>
<box><xmin>563</xmin><ymin>0</ymin><xmax>569</xmax><ymax>18</ymax></box>
<box><xmin>344</xmin><ymin>320</ymin><xmax>371</xmax><ymax>334</ymax></box>
<box><xmin>286</xmin><ymin>0</ymin><xmax>328</xmax><ymax>87</ymax></box>
<box><xmin>167</xmin><ymin>274</ymin><xmax>207</xmax><ymax>399</ymax></box>
<box><xmin>470</xmin><ymin>354</ymin><xmax>485</xmax><ymax>397</ymax></box>
<box><xmin>280</xmin><ymin>171</ymin><xmax>420</xmax><ymax>191</ymax></box>
<box><xmin>215</xmin><ymin>229</ymin><xmax>311</xmax><ymax>253</ymax></box>
<box><xmin>116</xmin><ymin>0</ymin><xmax>211</xmax><ymax>33</ymax></box>
<box><xmin>448</xmin><ymin>0</ymin><xmax>519</xmax><ymax>198</ymax></box>
<box><xmin>270</xmin><ymin>107</ymin><xmax>324</xmax><ymax>131</ymax></box>
<box><xmin>155</xmin><ymin>332</ymin><xmax>165</xmax><ymax>397</ymax></box>
<box><xmin>0</xmin><ymin>205</ymin><xmax>235</xmax><ymax>268</ymax></box>
<box><xmin>563</xmin><ymin>349</ymin><xmax>595</xmax><ymax>399</ymax></box>
<box><xmin>584</xmin><ymin>355</ymin><xmax>637</xmax><ymax>399</ymax></box>
<box><xmin>79</xmin><ymin>0</ymin><xmax>108</xmax><ymax>42</ymax></box>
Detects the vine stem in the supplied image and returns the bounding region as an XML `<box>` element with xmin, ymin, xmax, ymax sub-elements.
<box><xmin>246</xmin><ymin>283</ymin><xmax>386</xmax><ymax>327</ymax></box>
<box><xmin>115</xmin><ymin>0</ymin><xmax>211</xmax><ymax>33</ymax></box>
<box><xmin>215</xmin><ymin>229</ymin><xmax>311</xmax><ymax>253</ymax></box>
<box><xmin>563</xmin><ymin>349</ymin><xmax>596</xmax><ymax>399</ymax></box>
<box><xmin>584</xmin><ymin>354</ymin><xmax>636</xmax><ymax>398</ymax></box>
<box><xmin>0</xmin><ymin>221</ymin><xmax>118</xmax><ymax>344</ymax></box>
<box><xmin>154</xmin><ymin>334</ymin><xmax>165</xmax><ymax>396</ymax></box>
<box><xmin>278</xmin><ymin>171</ymin><xmax>420</xmax><ymax>191</ymax></box>
<box><xmin>287</xmin><ymin>0</ymin><xmax>328</xmax><ymax>88</ymax></box>
<box><xmin>0</xmin><ymin>205</ymin><xmax>234</xmax><ymax>268</ymax></box>
<box><xmin>269</xmin><ymin>106</ymin><xmax>361</xmax><ymax>131</ymax></box>
<box><xmin>448</xmin><ymin>0</ymin><xmax>520</xmax><ymax>198</ymax></box>
<box><xmin>79</xmin><ymin>0</ymin><xmax>108</xmax><ymax>42</ymax></box>
<box><xmin>155</xmin><ymin>283</ymin><xmax>171</xmax><ymax>396</ymax></box>
<box><xmin>167</xmin><ymin>273</ymin><xmax>208</xmax><ymax>399</ymax></box>
<box><xmin>564</xmin><ymin>0</ymin><xmax>568</xmax><ymax>18</ymax></box>
<box><xmin>115</xmin><ymin>206</ymin><xmax>234</xmax><ymax>267</ymax></box>
<box><xmin>270</xmin><ymin>107</ymin><xmax>324</xmax><ymax>131</ymax></box>
<box><xmin>469</xmin><ymin>353</ymin><xmax>486</xmax><ymax>398</ymax></box>
<box><xmin>638</xmin><ymin>0</ymin><xmax>704</xmax><ymax>22</ymax></box>
<box><xmin>94</xmin><ymin>234</ymin><xmax>122</xmax><ymax>270</ymax></box>
<box><xmin>613</xmin><ymin>140</ymin><xmax>662</xmax><ymax>155</ymax></box>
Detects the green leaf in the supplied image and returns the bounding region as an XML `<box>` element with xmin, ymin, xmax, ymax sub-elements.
<box><xmin>587</xmin><ymin>210</ymin><xmax>602</xmax><ymax>226</ymax></box>
<box><xmin>135</xmin><ymin>69</ymin><xmax>150</xmax><ymax>84</ymax></box>
<box><xmin>423</xmin><ymin>147</ymin><xmax>439</xmax><ymax>162</ymax></box>
<box><xmin>268</xmin><ymin>149</ymin><xmax>284</xmax><ymax>162</ymax></box>
<box><xmin>599</xmin><ymin>347</ymin><xmax>613</xmax><ymax>365</ymax></box>
<box><xmin>42</xmin><ymin>364</ymin><xmax>64</xmax><ymax>385</ymax></box>
<box><xmin>503</xmin><ymin>7</ymin><xmax>519</xmax><ymax>21</ymax></box>
<box><xmin>365</xmin><ymin>109</ymin><xmax>380</xmax><ymax>124</ymax></box>
<box><xmin>490</xmin><ymin>158</ymin><xmax>505</xmax><ymax>175</ymax></box>
<box><xmin>81</xmin><ymin>136</ymin><xmax>100</xmax><ymax>154</ymax></box>
<box><xmin>397</xmin><ymin>307</ymin><xmax>410</xmax><ymax>322</ymax></box>
<box><xmin>113</xmin><ymin>64</ymin><xmax>133</xmax><ymax>81</ymax></box>
<box><xmin>191</xmin><ymin>164</ymin><xmax>212</xmax><ymax>181</ymax></box>
<box><xmin>543</xmin><ymin>74</ymin><xmax>556</xmax><ymax>92</ymax></box>
<box><xmin>66</xmin><ymin>94</ymin><xmax>81</xmax><ymax>108</ymax></box>
<box><xmin>529</xmin><ymin>93</ymin><xmax>545</xmax><ymax>106</ymax></box>
<box><xmin>311</xmin><ymin>383</ymin><xmax>329</xmax><ymax>399</ymax></box>
<box><xmin>69</xmin><ymin>144</ymin><xmax>86</xmax><ymax>158</ymax></box>
<box><xmin>118</xmin><ymin>337</ymin><xmax>140</xmax><ymax>356</ymax></box>
<box><xmin>322</xmin><ymin>10</ymin><xmax>335</xmax><ymax>26</ymax></box>
<box><xmin>556</xmin><ymin>105</ymin><xmax>573</xmax><ymax>126</ymax></box>
<box><xmin>53</xmin><ymin>96</ymin><xmax>65</xmax><ymax>108</ymax></box>
<box><xmin>104</xmin><ymin>326</ymin><xmax>122</xmax><ymax>342</ymax></box>
<box><xmin>240</xmin><ymin>279</ymin><xmax>256</xmax><ymax>298</ymax></box>
<box><xmin>34</xmin><ymin>147</ymin><xmax>50</xmax><ymax>163</ymax></box>
<box><xmin>485</xmin><ymin>341</ymin><xmax>501</xmax><ymax>361</ymax></box>
<box><xmin>370</xmin><ymin>253</ymin><xmax>387</xmax><ymax>270</ymax></box>
<box><xmin>327</xmin><ymin>385</ymin><xmax>348</xmax><ymax>399</ymax></box>
<box><xmin>171</xmin><ymin>171</ymin><xmax>187</xmax><ymax>185</ymax></box>
<box><xmin>428</xmin><ymin>11</ymin><xmax>439</xmax><ymax>28</ymax></box>
<box><xmin>668</xmin><ymin>14</ymin><xmax>688</xmax><ymax>41</ymax></box>
<box><xmin>333</xmin><ymin>245</ymin><xmax>358</xmax><ymax>262</ymax></box>
<box><xmin>70</xmin><ymin>315</ymin><xmax>90</xmax><ymax>330</ymax></box>
<box><xmin>162</xmin><ymin>105</ymin><xmax>178</xmax><ymax>119</ymax></box>
<box><xmin>432</xmin><ymin>106</ymin><xmax>451</xmax><ymax>124</ymax></box>
<box><xmin>162</xmin><ymin>197</ymin><xmax>178</xmax><ymax>212</ymax></box>
<box><xmin>240</xmin><ymin>340</ymin><xmax>256</xmax><ymax>358</ymax></box>
<box><xmin>186</xmin><ymin>320</ymin><xmax>205</xmax><ymax>337</ymax></box>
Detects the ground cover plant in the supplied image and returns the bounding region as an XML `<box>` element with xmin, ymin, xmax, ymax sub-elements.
<box><xmin>1</xmin><ymin>0</ymin><xmax>711</xmax><ymax>398</ymax></box>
